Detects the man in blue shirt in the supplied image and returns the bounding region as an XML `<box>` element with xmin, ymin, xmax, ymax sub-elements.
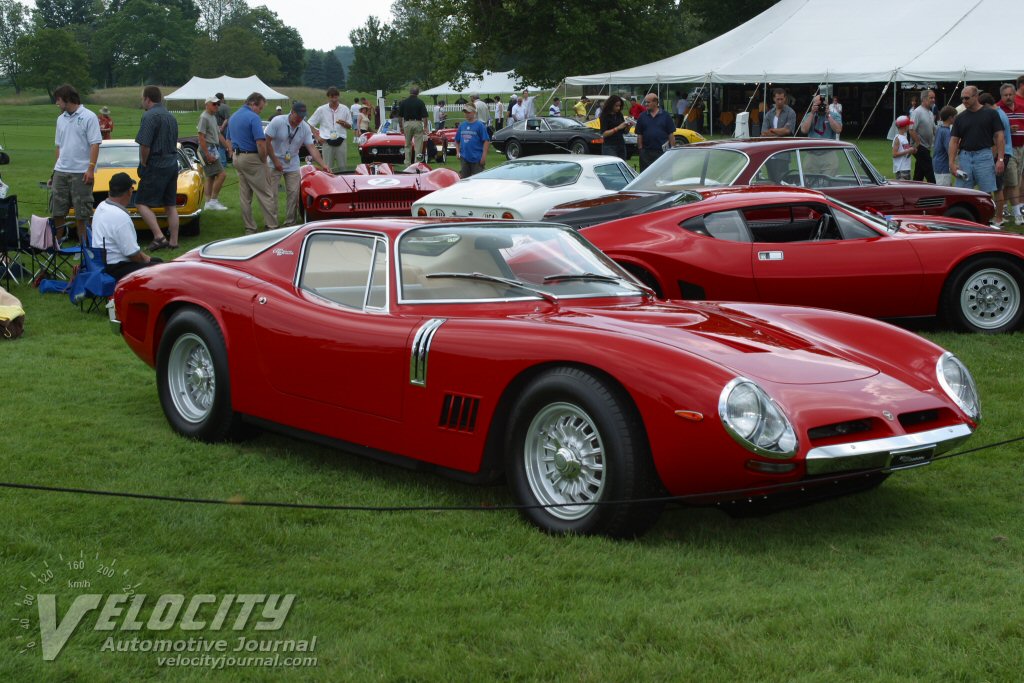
<box><xmin>456</xmin><ymin>104</ymin><xmax>490</xmax><ymax>178</ymax></box>
<box><xmin>228</xmin><ymin>92</ymin><xmax>278</xmax><ymax>234</ymax></box>
<box><xmin>635</xmin><ymin>93</ymin><xmax>675</xmax><ymax>171</ymax></box>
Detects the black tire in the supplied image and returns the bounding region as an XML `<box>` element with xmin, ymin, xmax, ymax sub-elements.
<box><xmin>941</xmin><ymin>256</ymin><xmax>1024</xmax><ymax>333</ymax></box>
<box><xmin>179</xmin><ymin>214</ymin><xmax>200</xmax><ymax>237</ymax></box>
<box><xmin>569</xmin><ymin>139</ymin><xmax>589</xmax><ymax>155</ymax></box>
<box><xmin>505</xmin><ymin>367</ymin><xmax>664</xmax><ymax>538</ymax></box>
<box><xmin>505</xmin><ymin>139</ymin><xmax>522</xmax><ymax>160</ymax></box>
<box><xmin>943</xmin><ymin>204</ymin><xmax>976</xmax><ymax>222</ymax></box>
<box><xmin>674</xmin><ymin>135</ymin><xmax>689</xmax><ymax>146</ymax></box>
<box><xmin>618</xmin><ymin>262</ymin><xmax>663</xmax><ymax>298</ymax></box>
<box><xmin>157</xmin><ymin>308</ymin><xmax>244</xmax><ymax>441</ymax></box>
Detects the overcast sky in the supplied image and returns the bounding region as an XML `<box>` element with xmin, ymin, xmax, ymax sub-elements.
<box><xmin>15</xmin><ymin>0</ymin><xmax>392</xmax><ymax>52</ymax></box>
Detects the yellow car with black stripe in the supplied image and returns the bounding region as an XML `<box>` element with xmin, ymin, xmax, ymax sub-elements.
<box><xmin>73</xmin><ymin>139</ymin><xmax>205</xmax><ymax>236</ymax></box>
<box><xmin>584</xmin><ymin>119</ymin><xmax>704</xmax><ymax>158</ymax></box>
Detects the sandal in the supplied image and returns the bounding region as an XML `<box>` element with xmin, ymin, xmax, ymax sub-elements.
<box><xmin>149</xmin><ymin>237</ymin><xmax>170</xmax><ymax>251</ymax></box>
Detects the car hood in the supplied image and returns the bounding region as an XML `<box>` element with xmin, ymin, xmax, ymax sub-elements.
<box><xmin>432</xmin><ymin>179</ymin><xmax>544</xmax><ymax>206</ymax></box>
<box><xmin>560</xmin><ymin>301</ymin><xmax>878</xmax><ymax>385</ymax></box>
<box><xmin>544</xmin><ymin>191</ymin><xmax>674</xmax><ymax>226</ymax></box>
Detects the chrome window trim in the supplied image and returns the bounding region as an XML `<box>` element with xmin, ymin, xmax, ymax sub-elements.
<box><xmin>410</xmin><ymin>318</ymin><xmax>446</xmax><ymax>386</ymax></box>
<box><xmin>294</xmin><ymin>228</ymin><xmax>391</xmax><ymax>314</ymax></box>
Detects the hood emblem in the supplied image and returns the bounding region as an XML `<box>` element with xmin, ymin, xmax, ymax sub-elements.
<box><xmin>882</xmin><ymin>410</ymin><xmax>895</xmax><ymax>421</ymax></box>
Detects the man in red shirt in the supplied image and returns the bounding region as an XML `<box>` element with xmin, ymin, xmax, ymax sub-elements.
<box><xmin>999</xmin><ymin>81</ymin><xmax>1024</xmax><ymax>222</ymax></box>
<box><xmin>628</xmin><ymin>95</ymin><xmax>644</xmax><ymax>121</ymax></box>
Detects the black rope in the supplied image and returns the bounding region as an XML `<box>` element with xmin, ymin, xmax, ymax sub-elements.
<box><xmin>0</xmin><ymin>435</ymin><xmax>1018</xmax><ymax>512</ymax></box>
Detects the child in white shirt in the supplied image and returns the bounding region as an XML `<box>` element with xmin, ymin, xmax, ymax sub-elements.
<box><xmin>892</xmin><ymin>115</ymin><xmax>917</xmax><ymax>180</ymax></box>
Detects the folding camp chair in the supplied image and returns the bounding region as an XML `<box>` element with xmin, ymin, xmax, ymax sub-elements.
<box><xmin>68</xmin><ymin>233</ymin><xmax>115</xmax><ymax>313</ymax></box>
<box><xmin>0</xmin><ymin>195</ymin><xmax>33</xmax><ymax>288</ymax></box>
<box><xmin>30</xmin><ymin>215</ymin><xmax>82</xmax><ymax>283</ymax></box>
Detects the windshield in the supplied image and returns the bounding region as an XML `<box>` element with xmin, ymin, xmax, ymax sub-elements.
<box><xmin>398</xmin><ymin>225</ymin><xmax>643</xmax><ymax>302</ymax></box>
<box><xmin>471</xmin><ymin>160</ymin><xmax>582</xmax><ymax>187</ymax></box>
<box><xmin>829</xmin><ymin>197</ymin><xmax>891</xmax><ymax>233</ymax></box>
<box><xmin>625</xmin><ymin>148</ymin><xmax>748</xmax><ymax>191</ymax></box>
<box><xmin>97</xmin><ymin>144</ymin><xmax>142</xmax><ymax>169</ymax></box>
<box><xmin>545</xmin><ymin>117</ymin><xmax>587</xmax><ymax>129</ymax></box>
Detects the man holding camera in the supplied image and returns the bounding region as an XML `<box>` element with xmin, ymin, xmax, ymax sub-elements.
<box><xmin>800</xmin><ymin>90</ymin><xmax>843</xmax><ymax>177</ymax></box>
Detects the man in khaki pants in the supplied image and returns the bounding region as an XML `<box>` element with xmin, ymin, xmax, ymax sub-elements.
<box><xmin>397</xmin><ymin>86</ymin><xmax>429</xmax><ymax>164</ymax></box>
<box><xmin>227</xmin><ymin>92</ymin><xmax>278</xmax><ymax>233</ymax></box>
<box><xmin>265</xmin><ymin>101</ymin><xmax>328</xmax><ymax>225</ymax></box>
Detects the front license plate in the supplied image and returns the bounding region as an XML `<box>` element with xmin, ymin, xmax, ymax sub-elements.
<box><xmin>886</xmin><ymin>445</ymin><xmax>935</xmax><ymax>471</ymax></box>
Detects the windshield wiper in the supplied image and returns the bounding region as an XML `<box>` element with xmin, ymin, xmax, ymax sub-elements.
<box><xmin>543</xmin><ymin>272</ymin><xmax>655</xmax><ymax>300</ymax></box>
<box><xmin>426</xmin><ymin>272</ymin><xmax>559</xmax><ymax>304</ymax></box>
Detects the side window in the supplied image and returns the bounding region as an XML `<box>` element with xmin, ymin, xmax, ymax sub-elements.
<box><xmin>703</xmin><ymin>210</ymin><xmax>751</xmax><ymax>242</ymax></box>
<box><xmin>526</xmin><ymin>118</ymin><xmax>541</xmax><ymax>131</ymax></box>
<box><xmin>798</xmin><ymin>149</ymin><xmax>858</xmax><ymax>186</ymax></box>
<box><xmin>299</xmin><ymin>233</ymin><xmax>376</xmax><ymax>309</ymax></box>
<box><xmin>847</xmin><ymin>149</ymin><xmax>881</xmax><ymax>186</ymax></box>
<box><xmin>832</xmin><ymin>208</ymin><xmax>881</xmax><ymax>239</ymax></box>
<box><xmin>752</xmin><ymin>151</ymin><xmax>798</xmax><ymax>185</ymax></box>
<box><xmin>594</xmin><ymin>163</ymin><xmax>632</xmax><ymax>190</ymax></box>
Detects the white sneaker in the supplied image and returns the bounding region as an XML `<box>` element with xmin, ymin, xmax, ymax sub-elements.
<box><xmin>208</xmin><ymin>199</ymin><xmax>228</xmax><ymax>211</ymax></box>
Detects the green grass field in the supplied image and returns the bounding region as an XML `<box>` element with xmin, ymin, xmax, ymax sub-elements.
<box><xmin>1</xmin><ymin>98</ymin><xmax>1023</xmax><ymax>681</ymax></box>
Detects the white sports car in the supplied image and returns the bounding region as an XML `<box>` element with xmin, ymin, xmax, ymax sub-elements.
<box><xmin>411</xmin><ymin>154</ymin><xmax>637</xmax><ymax>220</ymax></box>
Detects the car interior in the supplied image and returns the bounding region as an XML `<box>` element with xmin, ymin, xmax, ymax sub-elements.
<box><xmin>750</xmin><ymin>149</ymin><xmax>871</xmax><ymax>189</ymax></box>
<box><xmin>682</xmin><ymin>202</ymin><xmax>878</xmax><ymax>243</ymax></box>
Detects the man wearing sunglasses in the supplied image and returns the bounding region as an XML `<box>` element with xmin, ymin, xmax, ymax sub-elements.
<box><xmin>949</xmin><ymin>86</ymin><xmax>1005</xmax><ymax>198</ymax></box>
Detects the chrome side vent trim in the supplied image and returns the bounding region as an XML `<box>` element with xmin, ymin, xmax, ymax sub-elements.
<box><xmin>440</xmin><ymin>393</ymin><xmax>480</xmax><ymax>432</ymax></box>
<box><xmin>914</xmin><ymin>197</ymin><xmax>946</xmax><ymax>209</ymax></box>
<box><xmin>410</xmin><ymin>318</ymin><xmax>446</xmax><ymax>386</ymax></box>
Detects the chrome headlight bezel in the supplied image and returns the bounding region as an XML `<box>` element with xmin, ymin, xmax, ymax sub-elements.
<box><xmin>718</xmin><ymin>377</ymin><xmax>799</xmax><ymax>459</ymax></box>
<box><xmin>936</xmin><ymin>352</ymin><xmax>981</xmax><ymax>422</ymax></box>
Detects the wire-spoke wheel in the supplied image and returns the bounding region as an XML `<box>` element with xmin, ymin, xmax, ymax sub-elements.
<box><xmin>943</xmin><ymin>257</ymin><xmax>1024</xmax><ymax>333</ymax></box>
<box><xmin>157</xmin><ymin>308</ymin><xmax>245</xmax><ymax>441</ymax></box>
<box><xmin>507</xmin><ymin>367</ymin><xmax>664</xmax><ymax>537</ymax></box>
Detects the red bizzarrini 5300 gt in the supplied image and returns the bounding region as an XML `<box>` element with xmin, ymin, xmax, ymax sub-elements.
<box><xmin>110</xmin><ymin>221</ymin><xmax>980</xmax><ymax>538</ymax></box>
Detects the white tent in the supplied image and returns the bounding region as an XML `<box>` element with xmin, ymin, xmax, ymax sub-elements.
<box><xmin>166</xmin><ymin>75</ymin><xmax>288</xmax><ymax>101</ymax></box>
<box><xmin>422</xmin><ymin>70</ymin><xmax>538</xmax><ymax>96</ymax></box>
<box><xmin>566</xmin><ymin>0</ymin><xmax>1023</xmax><ymax>85</ymax></box>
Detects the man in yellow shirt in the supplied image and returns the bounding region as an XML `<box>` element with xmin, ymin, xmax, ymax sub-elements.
<box><xmin>573</xmin><ymin>96</ymin><xmax>589</xmax><ymax>122</ymax></box>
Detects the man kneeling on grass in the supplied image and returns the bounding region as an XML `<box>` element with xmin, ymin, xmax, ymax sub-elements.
<box><xmin>90</xmin><ymin>173</ymin><xmax>162</xmax><ymax>280</ymax></box>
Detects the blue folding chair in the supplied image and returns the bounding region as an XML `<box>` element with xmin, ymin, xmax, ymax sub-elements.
<box><xmin>68</xmin><ymin>232</ymin><xmax>115</xmax><ymax>312</ymax></box>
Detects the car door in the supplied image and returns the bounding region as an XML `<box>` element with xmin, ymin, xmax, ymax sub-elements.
<box><xmin>522</xmin><ymin>118</ymin><xmax>546</xmax><ymax>154</ymax></box>
<box><xmin>251</xmin><ymin>230</ymin><xmax>420</xmax><ymax>421</ymax></box>
<box><xmin>749</xmin><ymin>203</ymin><xmax>924</xmax><ymax>318</ymax></box>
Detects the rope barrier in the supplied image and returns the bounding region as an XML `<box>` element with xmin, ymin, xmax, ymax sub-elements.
<box><xmin>0</xmin><ymin>435</ymin><xmax>1018</xmax><ymax>513</ymax></box>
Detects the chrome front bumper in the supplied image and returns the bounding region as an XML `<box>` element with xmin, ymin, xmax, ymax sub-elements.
<box><xmin>804</xmin><ymin>424</ymin><xmax>973</xmax><ymax>475</ymax></box>
<box><xmin>107</xmin><ymin>300</ymin><xmax>121</xmax><ymax>335</ymax></box>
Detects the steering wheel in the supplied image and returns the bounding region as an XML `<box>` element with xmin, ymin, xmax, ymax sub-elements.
<box><xmin>812</xmin><ymin>214</ymin><xmax>835</xmax><ymax>241</ymax></box>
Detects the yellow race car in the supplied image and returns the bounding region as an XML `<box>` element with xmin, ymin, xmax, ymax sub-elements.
<box><xmin>74</xmin><ymin>139</ymin><xmax>205</xmax><ymax>236</ymax></box>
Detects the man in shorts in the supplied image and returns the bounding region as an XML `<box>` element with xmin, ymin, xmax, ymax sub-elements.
<box><xmin>50</xmin><ymin>84</ymin><xmax>102</xmax><ymax>243</ymax></box>
<box><xmin>197</xmin><ymin>96</ymin><xmax>230</xmax><ymax>211</ymax></box>
<box><xmin>135</xmin><ymin>85</ymin><xmax>180</xmax><ymax>250</ymax></box>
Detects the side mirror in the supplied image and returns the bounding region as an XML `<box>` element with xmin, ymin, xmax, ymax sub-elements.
<box><xmin>0</xmin><ymin>152</ymin><xmax>9</xmax><ymax>165</ymax></box>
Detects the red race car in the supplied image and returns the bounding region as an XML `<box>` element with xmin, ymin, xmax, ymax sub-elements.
<box><xmin>358</xmin><ymin>121</ymin><xmax>455</xmax><ymax>164</ymax></box>
<box><xmin>545</xmin><ymin>138</ymin><xmax>996</xmax><ymax>225</ymax></box>
<box><xmin>109</xmin><ymin>220</ymin><xmax>979</xmax><ymax>538</ymax></box>
<box><xmin>299</xmin><ymin>162</ymin><xmax>460</xmax><ymax>221</ymax></box>
<box><xmin>577</xmin><ymin>186</ymin><xmax>1024</xmax><ymax>333</ymax></box>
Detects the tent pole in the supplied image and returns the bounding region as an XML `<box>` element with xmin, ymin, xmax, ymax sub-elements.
<box><xmin>856</xmin><ymin>72</ymin><xmax>896</xmax><ymax>141</ymax></box>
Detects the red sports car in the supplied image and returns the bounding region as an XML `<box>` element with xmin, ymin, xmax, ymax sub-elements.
<box><xmin>109</xmin><ymin>220</ymin><xmax>979</xmax><ymax>538</ymax></box>
<box><xmin>299</xmin><ymin>162</ymin><xmax>460</xmax><ymax>221</ymax></box>
<box><xmin>358</xmin><ymin>121</ymin><xmax>454</xmax><ymax>164</ymax></box>
<box><xmin>545</xmin><ymin>138</ymin><xmax>996</xmax><ymax>225</ymax></box>
<box><xmin>578</xmin><ymin>186</ymin><xmax>1024</xmax><ymax>333</ymax></box>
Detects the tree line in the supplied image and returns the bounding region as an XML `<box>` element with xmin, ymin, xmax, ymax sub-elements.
<box><xmin>0</xmin><ymin>0</ymin><xmax>775</xmax><ymax>101</ymax></box>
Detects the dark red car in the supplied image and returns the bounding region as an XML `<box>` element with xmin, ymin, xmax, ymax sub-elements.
<box><xmin>359</xmin><ymin>122</ymin><xmax>455</xmax><ymax>164</ymax></box>
<box><xmin>580</xmin><ymin>185</ymin><xmax>1024</xmax><ymax>333</ymax></box>
<box><xmin>299</xmin><ymin>163</ymin><xmax>460</xmax><ymax>221</ymax></box>
<box><xmin>545</xmin><ymin>138</ymin><xmax>996</xmax><ymax>225</ymax></box>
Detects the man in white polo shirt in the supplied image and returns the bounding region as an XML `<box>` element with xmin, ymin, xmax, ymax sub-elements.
<box><xmin>90</xmin><ymin>173</ymin><xmax>161</xmax><ymax>280</ymax></box>
<box><xmin>50</xmin><ymin>83</ymin><xmax>102</xmax><ymax>242</ymax></box>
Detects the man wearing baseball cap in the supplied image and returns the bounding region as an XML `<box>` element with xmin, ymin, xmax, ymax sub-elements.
<box><xmin>265</xmin><ymin>101</ymin><xmax>328</xmax><ymax>225</ymax></box>
<box><xmin>198</xmin><ymin>96</ymin><xmax>230</xmax><ymax>211</ymax></box>
<box><xmin>90</xmin><ymin>172</ymin><xmax>162</xmax><ymax>280</ymax></box>
<box><xmin>456</xmin><ymin>103</ymin><xmax>489</xmax><ymax>178</ymax></box>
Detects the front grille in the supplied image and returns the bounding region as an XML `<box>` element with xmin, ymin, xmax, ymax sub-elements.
<box><xmin>439</xmin><ymin>393</ymin><xmax>480</xmax><ymax>432</ymax></box>
<box><xmin>808</xmin><ymin>419</ymin><xmax>874</xmax><ymax>441</ymax></box>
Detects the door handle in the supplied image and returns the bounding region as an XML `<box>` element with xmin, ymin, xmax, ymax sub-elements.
<box><xmin>758</xmin><ymin>251</ymin><xmax>784</xmax><ymax>261</ymax></box>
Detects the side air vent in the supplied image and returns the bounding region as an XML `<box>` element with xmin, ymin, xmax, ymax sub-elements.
<box><xmin>410</xmin><ymin>318</ymin><xmax>445</xmax><ymax>386</ymax></box>
<box><xmin>439</xmin><ymin>394</ymin><xmax>480</xmax><ymax>432</ymax></box>
<box><xmin>914</xmin><ymin>197</ymin><xmax>946</xmax><ymax>209</ymax></box>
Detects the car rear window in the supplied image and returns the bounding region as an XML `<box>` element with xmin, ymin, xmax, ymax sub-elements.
<box><xmin>474</xmin><ymin>160</ymin><xmax>582</xmax><ymax>187</ymax></box>
<box><xmin>200</xmin><ymin>227</ymin><xmax>300</xmax><ymax>260</ymax></box>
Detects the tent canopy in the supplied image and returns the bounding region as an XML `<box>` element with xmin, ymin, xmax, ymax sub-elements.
<box><xmin>567</xmin><ymin>0</ymin><xmax>1023</xmax><ymax>85</ymax></box>
<box><xmin>166</xmin><ymin>75</ymin><xmax>288</xmax><ymax>101</ymax></box>
<box><xmin>422</xmin><ymin>70</ymin><xmax>538</xmax><ymax>96</ymax></box>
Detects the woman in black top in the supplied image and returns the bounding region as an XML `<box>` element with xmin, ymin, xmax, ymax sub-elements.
<box><xmin>599</xmin><ymin>95</ymin><xmax>629</xmax><ymax>161</ymax></box>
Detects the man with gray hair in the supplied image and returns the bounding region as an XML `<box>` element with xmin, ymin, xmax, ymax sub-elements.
<box><xmin>997</xmin><ymin>82</ymin><xmax>1024</xmax><ymax>222</ymax></box>
<box><xmin>910</xmin><ymin>89</ymin><xmax>937</xmax><ymax>183</ymax></box>
<box><xmin>949</xmin><ymin>86</ymin><xmax>1005</xmax><ymax>198</ymax></box>
<box><xmin>227</xmin><ymin>92</ymin><xmax>278</xmax><ymax>234</ymax></box>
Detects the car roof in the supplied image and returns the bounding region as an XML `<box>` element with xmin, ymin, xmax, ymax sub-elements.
<box><xmin>101</xmin><ymin>139</ymin><xmax>140</xmax><ymax>147</ymax></box>
<box><xmin>289</xmin><ymin>217</ymin><xmax>568</xmax><ymax>241</ymax></box>
<box><xmin>500</xmin><ymin>154</ymin><xmax>628</xmax><ymax>166</ymax></box>
<box><xmin>680</xmin><ymin>137</ymin><xmax>857</xmax><ymax>153</ymax></box>
<box><xmin>688</xmin><ymin>185</ymin><xmax>831</xmax><ymax>206</ymax></box>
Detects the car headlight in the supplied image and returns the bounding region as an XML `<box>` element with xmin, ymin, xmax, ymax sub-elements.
<box><xmin>937</xmin><ymin>352</ymin><xmax>981</xmax><ymax>421</ymax></box>
<box><xmin>718</xmin><ymin>377</ymin><xmax>798</xmax><ymax>458</ymax></box>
